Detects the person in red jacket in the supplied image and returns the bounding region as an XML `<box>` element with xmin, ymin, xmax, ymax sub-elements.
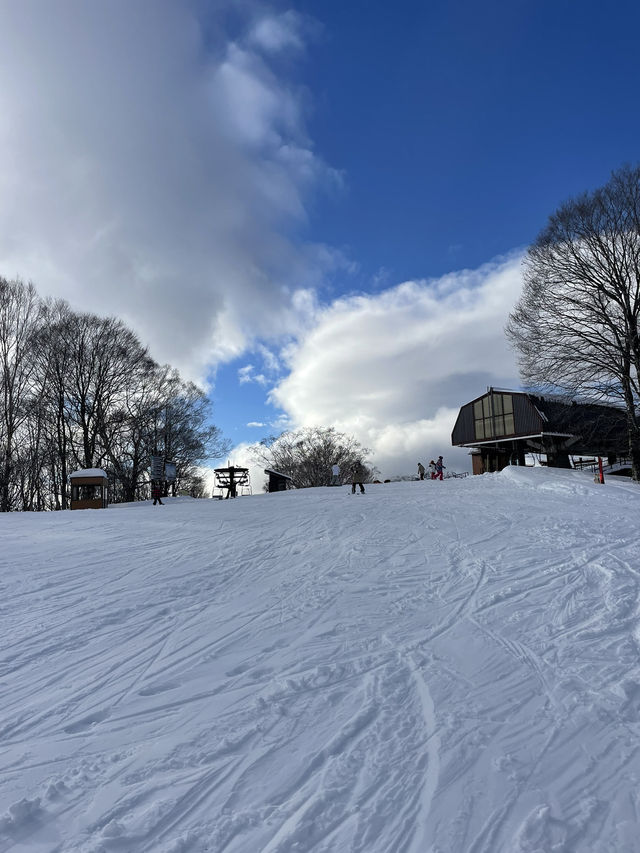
<box><xmin>435</xmin><ymin>456</ymin><xmax>445</xmax><ymax>480</ymax></box>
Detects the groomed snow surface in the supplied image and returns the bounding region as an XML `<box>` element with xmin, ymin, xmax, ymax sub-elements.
<box><xmin>2</xmin><ymin>468</ymin><xmax>640</xmax><ymax>853</ymax></box>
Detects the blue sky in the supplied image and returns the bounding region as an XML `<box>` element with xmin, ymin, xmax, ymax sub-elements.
<box><xmin>294</xmin><ymin>0</ymin><xmax>639</xmax><ymax>278</ymax></box>
<box><xmin>1</xmin><ymin>0</ymin><xmax>639</xmax><ymax>476</ymax></box>
<box><xmin>209</xmin><ymin>0</ymin><xmax>640</xmax><ymax>456</ymax></box>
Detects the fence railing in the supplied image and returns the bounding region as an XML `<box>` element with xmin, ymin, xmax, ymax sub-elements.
<box><xmin>572</xmin><ymin>456</ymin><xmax>631</xmax><ymax>474</ymax></box>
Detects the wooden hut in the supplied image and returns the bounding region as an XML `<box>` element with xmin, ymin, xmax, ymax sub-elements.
<box><xmin>70</xmin><ymin>469</ymin><xmax>109</xmax><ymax>510</ymax></box>
<box><xmin>264</xmin><ymin>468</ymin><xmax>294</xmax><ymax>493</ymax></box>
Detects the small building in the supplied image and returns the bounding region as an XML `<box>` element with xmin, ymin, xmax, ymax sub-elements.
<box><xmin>264</xmin><ymin>468</ymin><xmax>294</xmax><ymax>493</ymax></box>
<box><xmin>452</xmin><ymin>388</ymin><xmax>628</xmax><ymax>474</ymax></box>
<box><xmin>70</xmin><ymin>468</ymin><xmax>109</xmax><ymax>510</ymax></box>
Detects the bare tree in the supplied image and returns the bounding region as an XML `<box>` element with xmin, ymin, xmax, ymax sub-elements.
<box><xmin>32</xmin><ymin>300</ymin><xmax>77</xmax><ymax>509</ymax></box>
<box><xmin>252</xmin><ymin>426</ymin><xmax>373</xmax><ymax>488</ymax></box>
<box><xmin>100</xmin><ymin>366</ymin><xmax>230</xmax><ymax>501</ymax></box>
<box><xmin>97</xmin><ymin>362</ymin><xmax>165</xmax><ymax>503</ymax></box>
<box><xmin>64</xmin><ymin>313</ymin><xmax>155</xmax><ymax>470</ymax></box>
<box><xmin>31</xmin><ymin>305</ymin><xmax>156</xmax><ymax>504</ymax></box>
<box><xmin>506</xmin><ymin>164</ymin><xmax>640</xmax><ymax>479</ymax></box>
<box><xmin>0</xmin><ymin>277</ymin><xmax>230</xmax><ymax>510</ymax></box>
<box><xmin>0</xmin><ymin>277</ymin><xmax>43</xmax><ymax>510</ymax></box>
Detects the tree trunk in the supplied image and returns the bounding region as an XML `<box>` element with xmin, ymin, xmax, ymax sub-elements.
<box><xmin>621</xmin><ymin>377</ymin><xmax>640</xmax><ymax>480</ymax></box>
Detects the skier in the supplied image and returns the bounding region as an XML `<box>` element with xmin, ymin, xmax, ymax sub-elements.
<box><xmin>418</xmin><ymin>462</ymin><xmax>426</xmax><ymax>480</ymax></box>
<box><xmin>428</xmin><ymin>460</ymin><xmax>437</xmax><ymax>479</ymax></box>
<box><xmin>435</xmin><ymin>456</ymin><xmax>445</xmax><ymax>480</ymax></box>
<box><xmin>151</xmin><ymin>481</ymin><xmax>164</xmax><ymax>505</ymax></box>
<box><xmin>331</xmin><ymin>463</ymin><xmax>341</xmax><ymax>486</ymax></box>
<box><xmin>350</xmin><ymin>461</ymin><xmax>366</xmax><ymax>494</ymax></box>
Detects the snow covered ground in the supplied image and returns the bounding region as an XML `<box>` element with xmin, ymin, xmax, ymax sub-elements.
<box><xmin>2</xmin><ymin>467</ymin><xmax>640</xmax><ymax>853</ymax></box>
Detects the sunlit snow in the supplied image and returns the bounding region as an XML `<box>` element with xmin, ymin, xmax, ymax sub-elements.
<box><xmin>2</xmin><ymin>467</ymin><xmax>640</xmax><ymax>852</ymax></box>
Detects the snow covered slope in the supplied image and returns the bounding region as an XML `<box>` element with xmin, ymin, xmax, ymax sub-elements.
<box><xmin>2</xmin><ymin>468</ymin><xmax>640</xmax><ymax>852</ymax></box>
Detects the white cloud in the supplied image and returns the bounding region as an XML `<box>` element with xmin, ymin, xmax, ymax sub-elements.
<box><xmin>0</xmin><ymin>1</ymin><xmax>335</xmax><ymax>384</ymax></box>
<box><xmin>269</xmin><ymin>253</ymin><xmax>525</xmax><ymax>477</ymax></box>
<box><xmin>237</xmin><ymin>364</ymin><xmax>268</xmax><ymax>386</ymax></box>
<box><xmin>247</xmin><ymin>422</ymin><xmax>265</xmax><ymax>428</ymax></box>
<box><xmin>248</xmin><ymin>11</ymin><xmax>308</xmax><ymax>55</ymax></box>
<box><xmin>238</xmin><ymin>365</ymin><xmax>255</xmax><ymax>384</ymax></box>
<box><xmin>256</xmin><ymin>344</ymin><xmax>281</xmax><ymax>374</ymax></box>
<box><xmin>268</xmin><ymin>413</ymin><xmax>293</xmax><ymax>433</ymax></box>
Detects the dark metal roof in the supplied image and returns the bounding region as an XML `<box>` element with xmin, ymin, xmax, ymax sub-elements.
<box><xmin>529</xmin><ymin>396</ymin><xmax>627</xmax><ymax>451</ymax></box>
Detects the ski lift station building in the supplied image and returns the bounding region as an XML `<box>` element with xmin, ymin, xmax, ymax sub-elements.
<box><xmin>451</xmin><ymin>388</ymin><xmax>628</xmax><ymax>474</ymax></box>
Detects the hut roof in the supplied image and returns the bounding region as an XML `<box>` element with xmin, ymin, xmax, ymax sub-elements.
<box><xmin>264</xmin><ymin>469</ymin><xmax>293</xmax><ymax>481</ymax></box>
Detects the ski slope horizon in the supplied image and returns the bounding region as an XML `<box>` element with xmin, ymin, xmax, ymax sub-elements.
<box><xmin>2</xmin><ymin>468</ymin><xmax>640</xmax><ymax>852</ymax></box>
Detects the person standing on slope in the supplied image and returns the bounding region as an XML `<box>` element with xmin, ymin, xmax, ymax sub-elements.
<box><xmin>350</xmin><ymin>461</ymin><xmax>366</xmax><ymax>494</ymax></box>
<box><xmin>435</xmin><ymin>456</ymin><xmax>445</xmax><ymax>480</ymax></box>
<box><xmin>428</xmin><ymin>460</ymin><xmax>437</xmax><ymax>480</ymax></box>
<box><xmin>331</xmin><ymin>463</ymin><xmax>341</xmax><ymax>486</ymax></box>
<box><xmin>418</xmin><ymin>462</ymin><xmax>426</xmax><ymax>480</ymax></box>
<box><xmin>151</xmin><ymin>481</ymin><xmax>164</xmax><ymax>505</ymax></box>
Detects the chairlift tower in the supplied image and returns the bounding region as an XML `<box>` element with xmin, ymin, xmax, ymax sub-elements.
<box><xmin>213</xmin><ymin>465</ymin><xmax>251</xmax><ymax>499</ymax></box>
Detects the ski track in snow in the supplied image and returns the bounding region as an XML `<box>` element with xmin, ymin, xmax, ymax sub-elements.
<box><xmin>2</xmin><ymin>468</ymin><xmax>640</xmax><ymax>851</ymax></box>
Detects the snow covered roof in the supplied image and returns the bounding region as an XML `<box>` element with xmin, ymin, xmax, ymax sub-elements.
<box><xmin>70</xmin><ymin>468</ymin><xmax>108</xmax><ymax>479</ymax></box>
<box><xmin>264</xmin><ymin>468</ymin><xmax>293</xmax><ymax>480</ymax></box>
